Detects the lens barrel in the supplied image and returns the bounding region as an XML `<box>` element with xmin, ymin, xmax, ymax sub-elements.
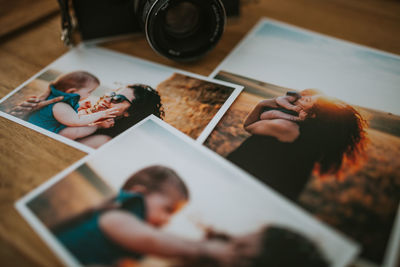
<box><xmin>136</xmin><ymin>0</ymin><xmax>226</xmax><ymax>61</ymax></box>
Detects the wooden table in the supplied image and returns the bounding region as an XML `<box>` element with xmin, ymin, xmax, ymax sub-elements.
<box><xmin>1</xmin><ymin>0</ymin><xmax>400</xmax><ymax>266</ymax></box>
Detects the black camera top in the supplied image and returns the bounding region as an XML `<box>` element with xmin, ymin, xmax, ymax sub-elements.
<box><xmin>59</xmin><ymin>0</ymin><xmax>240</xmax><ymax>61</ymax></box>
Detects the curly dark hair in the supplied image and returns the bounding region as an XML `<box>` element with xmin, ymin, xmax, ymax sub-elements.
<box><xmin>99</xmin><ymin>84</ymin><xmax>165</xmax><ymax>137</ymax></box>
<box><xmin>299</xmin><ymin>89</ymin><xmax>367</xmax><ymax>176</ymax></box>
<box><xmin>177</xmin><ymin>225</ymin><xmax>329</xmax><ymax>267</ymax></box>
<box><xmin>251</xmin><ymin>225</ymin><xmax>329</xmax><ymax>267</ymax></box>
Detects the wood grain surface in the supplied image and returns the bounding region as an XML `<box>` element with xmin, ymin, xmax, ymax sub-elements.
<box><xmin>0</xmin><ymin>0</ymin><xmax>399</xmax><ymax>266</ymax></box>
<box><xmin>0</xmin><ymin>0</ymin><xmax>59</xmax><ymax>38</ymax></box>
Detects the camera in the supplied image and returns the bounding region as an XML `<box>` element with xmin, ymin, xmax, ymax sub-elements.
<box><xmin>59</xmin><ymin>0</ymin><xmax>239</xmax><ymax>62</ymax></box>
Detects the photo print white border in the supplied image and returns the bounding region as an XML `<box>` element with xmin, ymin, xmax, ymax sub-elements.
<box><xmin>209</xmin><ymin>17</ymin><xmax>400</xmax><ymax>267</ymax></box>
<box><xmin>210</xmin><ymin>17</ymin><xmax>400</xmax><ymax>116</ymax></box>
<box><xmin>0</xmin><ymin>45</ymin><xmax>243</xmax><ymax>154</ymax></box>
<box><xmin>16</xmin><ymin>115</ymin><xmax>360</xmax><ymax>267</ymax></box>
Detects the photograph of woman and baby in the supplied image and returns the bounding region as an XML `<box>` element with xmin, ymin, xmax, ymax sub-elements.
<box><xmin>20</xmin><ymin>117</ymin><xmax>358</xmax><ymax>267</ymax></box>
<box><xmin>29</xmin><ymin>165</ymin><xmax>328</xmax><ymax>267</ymax></box>
<box><xmin>0</xmin><ymin>47</ymin><xmax>239</xmax><ymax>150</ymax></box>
<box><xmin>1</xmin><ymin>70</ymin><xmax>164</xmax><ymax>149</ymax></box>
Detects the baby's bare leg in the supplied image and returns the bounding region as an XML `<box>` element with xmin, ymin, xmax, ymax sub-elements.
<box><xmin>77</xmin><ymin>134</ymin><xmax>111</xmax><ymax>148</ymax></box>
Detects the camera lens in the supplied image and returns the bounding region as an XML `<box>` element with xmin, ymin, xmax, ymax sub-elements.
<box><xmin>138</xmin><ymin>0</ymin><xmax>226</xmax><ymax>61</ymax></box>
<box><xmin>164</xmin><ymin>2</ymin><xmax>200</xmax><ymax>38</ymax></box>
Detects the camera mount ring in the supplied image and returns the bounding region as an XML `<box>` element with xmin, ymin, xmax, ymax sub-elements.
<box><xmin>143</xmin><ymin>0</ymin><xmax>226</xmax><ymax>61</ymax></box>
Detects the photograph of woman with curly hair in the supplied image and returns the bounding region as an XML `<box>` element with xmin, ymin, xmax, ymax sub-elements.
<box><xmin>74</xmin><ymin>83</ymin><xmax>165</xmax><ymax>148</ymax></box>
<box><xmin>227</xmin><ymin>89</ymin><xmax>367</xmax><ymax>200</ymax></box>
<box><xmin>205</xmin><ymin>19</ymin><xmax>400</xmax><ymax>266</ymax></box>
<box><xmin>0</xmin><ymin>47</ymin><xmax>241</xmax><ymax>151</ymax></box>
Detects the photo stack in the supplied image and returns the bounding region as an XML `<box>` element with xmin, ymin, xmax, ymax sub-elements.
<box><xmin>1</xmin><ymin>18</ymin><xmax>400</xmax><ymax>267</ymax></box>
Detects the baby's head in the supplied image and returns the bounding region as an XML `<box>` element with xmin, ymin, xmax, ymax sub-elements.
<box><xmin>50</xmin><ymin>71</ymin><xmax>100</xmax><ymax>100</ymax></box>
<box><xmin>121</xmin><ymin>165</ymin><xmax>189</xmax><ymax>227</ymax></box>
<box><xmin>229</xmin><ymin>225</ymin><xmax>329</xmax><ymax>267</ymax></box>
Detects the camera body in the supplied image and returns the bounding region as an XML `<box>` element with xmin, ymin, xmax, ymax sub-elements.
<box><xmin>69</xmin><ymin>0</ymin><xmax>239</xmax><ymax>61</ymax></box>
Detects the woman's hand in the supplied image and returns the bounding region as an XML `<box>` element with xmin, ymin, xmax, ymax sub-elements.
<box><xmin>256</xmin><ymin>99</ymin><xmax>279</xmax><ymax>109</ymax></box>
<box><xmin>98</xmin><ymin>107</ymin><xmax>120</xmax><ymax>119</ymax></box>
<box><xmin>97</xmin><ymin>98</ymin><xmax>112</xmax><ymax>110</ymax></box>
<box><xmin>244</xmin><ymin>95</ymin><xmax>304</xmax><ymax>142</ymax></box>
<box><xmin>91</xmin><ymin>118</ymin><xmax>115</xmax><ymax>129</ymax></box>
<box><xmin>243</xmin><ymin>99</ymin><xmax>278</xmax><ymax>129</ymax></box>
<box><xmin>275</xmin><ymin>95</ymin><xmax>302</xmax><ymax>112</ymax></box>
<box><xmin>259</xmin><ymin>95</ymin><xmax>307</xmax><ymax>122</ymax></box>
<box><xmin>87</xmin><ymin>107</ymin><xmax>119</xmax><ymax>126</ymax></box>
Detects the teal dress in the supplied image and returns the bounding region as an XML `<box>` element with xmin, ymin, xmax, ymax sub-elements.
<box><xmin>28</xmin><ymin>86</ymin><xmax>80</xmax><ymax>133</ymax></box>
<box><xmin>54</xmin><ymin>191</ymin><xmax>146</xmax><ymax>265</ymax></box>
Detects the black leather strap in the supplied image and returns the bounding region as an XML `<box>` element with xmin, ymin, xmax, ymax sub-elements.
<box><xmin>57</xmin><ymin>0</ymin><xmax>74</xmax><ymax>46</ymax></box>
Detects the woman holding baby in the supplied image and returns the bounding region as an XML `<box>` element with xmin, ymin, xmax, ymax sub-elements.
<box><xmin>76</xmin><ymin>83</ymin><xmax>164</xmax><ymax>148</ymax></box>
<box><xmin>52</xmin><ymin>165</ymin><xmax>329</xmax><ymax>267</ymax></box>
<box><xmin>228</xmin><ymin>89</ymin><xmax>367</xmax><ymax>200</ymax></box>
<box><xmin>12</xmin><ymin>71</ymin><xmax>164</xmax><ymax>148</ymax></box>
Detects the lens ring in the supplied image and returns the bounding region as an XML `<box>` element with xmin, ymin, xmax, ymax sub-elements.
<box><xmin>164</xmin><ymin>2</ymin><xmax>200</xmax><ymax>38</ymax></box>
<box><xmin>144</xmin><ymin>0</ymin><xmax>226</xmax><ymax>61</ymax></box>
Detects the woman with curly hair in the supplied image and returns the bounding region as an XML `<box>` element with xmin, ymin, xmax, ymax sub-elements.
<box><xmin>75</xmin><ymin>84</ymin><xmax>165</xmax><ymax>148</ymax></box>
<box><xmin>227</xmin><ymin>89</ymin><xmax>367</xmax><ymax>200</ymax></box>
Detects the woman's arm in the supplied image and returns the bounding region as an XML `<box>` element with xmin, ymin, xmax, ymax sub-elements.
<box><xmin>53</xmin><ymin>102</ymin><xmax>118</xmax><ymax>127</ymax></box>
<box><xmin>244</xmin><ymin>95</ymin><xmax>303</xmax><ymax>128</ymax></box>
<box><xmin>99</xmin><ymin>210</ymin><xmax>233</xmax><ymax>263</ymax></box>
<box><xmin>260</xmin><ymin>109</ymin><xmax>302</xmax><ymax>121</ymax></box>
<box><xmin>275</xmin><ymin>95</ymin><xmax>301</xmax><ymax>112</ymax></box>
<box><xmin>243</xmin><ymin>99</ymin><xmax>279</xmax><ymax>128</ymax></box>
<box><xmin>245</xmin><ymin>119</ymin><xmax>300</xmax><ymax>142</ymax></box>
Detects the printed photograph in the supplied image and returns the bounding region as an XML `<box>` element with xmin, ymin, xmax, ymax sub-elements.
<box><xmin>17</xmin><ymin>117</ymin><xmax>358</xmax><ymax>267</ymax></box>
<box><xmin>206</xmin><ymin>19</ymin><xmax>400</xmax><ymax>266</ymax></box>
<box><xmin>0</xmin><ymin>46</ymin><xmax>241</xmax><ymax>152</ymax></box>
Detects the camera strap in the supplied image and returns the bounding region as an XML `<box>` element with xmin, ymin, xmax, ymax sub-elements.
<box><xmin>57</xmin><ymin>0</ymin><xmax>74</xmax><ymax>46</ymax></box>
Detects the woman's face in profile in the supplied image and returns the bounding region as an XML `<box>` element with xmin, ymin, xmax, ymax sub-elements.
<box><xmin>104</xmin><ymin>87</ymin><xmax>135</xmax><ymax>117</ymax></box>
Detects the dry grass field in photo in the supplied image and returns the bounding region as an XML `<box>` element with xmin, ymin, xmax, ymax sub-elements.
<box><xmin>157</xmin><ymin>73</ymin><xmax>234</xmax><ymax>139</ymax></box>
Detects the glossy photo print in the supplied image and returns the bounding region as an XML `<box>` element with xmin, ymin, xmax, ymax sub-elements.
<box><xmin>0</xmin><ymin>46</ymin><xmax>242</xmax><ymax>153</ymax></box>
<box><xmin>16</xmin><ymin>116</ymin><xmax>358</xmax><ymax>267</ymax></box>
<box><xmin>206</xmin><ymin>18</ymin><xmax>400</xmax><ymax>266</ymax></box>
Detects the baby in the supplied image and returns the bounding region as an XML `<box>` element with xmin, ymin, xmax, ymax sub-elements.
<box><xmin>260</xmin><ymin>91</ymin><xmax>306</xmax><ymax>122</ymax></box>
<box><xmin>52</xmin><ymin>165</ymin><xmax>231</xmax><ymax>266</ymax></box>
<box><xmin>28</xmin><ymin>71</ymin><xmax>118</xmax><ymax>137</ymax></box>
<box><xmin>243</xmin><ymin>91</ymin><xmax>312</xmax><ymax>143</ymax></box>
